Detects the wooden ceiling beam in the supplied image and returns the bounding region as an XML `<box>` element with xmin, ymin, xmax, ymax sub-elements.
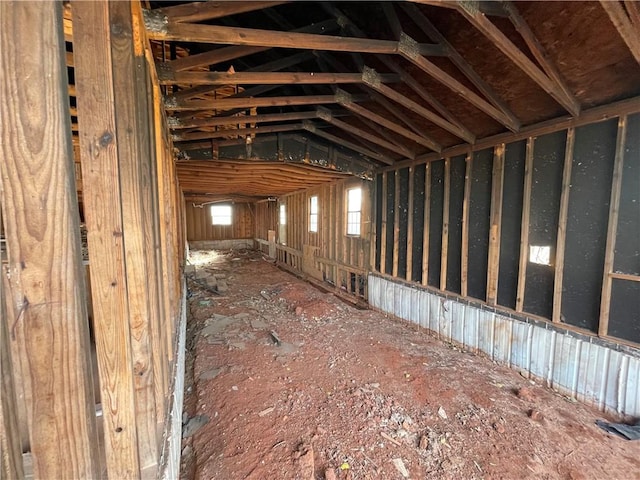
<box><xmin>600</xmin><ymin>0</ymin><xmax>640</xmax><ymax>64</ymax></box>
<box><xmin>336</xmin><ymin>89</ymin><xmax>442</xmax><ymax>152</ymax></box>
<box><xmin>455</xmin><ymin>2</ymin><xmax>580</xmax><ymax>116</ymax></box>
<box><xmin>170</xmin><ymin>51</ymin><xmax>314</xmax><ymax>101</ymax></box>
<box><xmin>624</xmin><ymin>0</ymin><xmax>640</xmax><ymax>29</ymax></box>
<box><xmin>362</xmin><ymin>66</ymin><xmax>475</xmax><ymax>143</ymax></box>
<box><xmin>157</xmin><ymin>70</ymin><xmax>400</xmax><ymax>86</ymax></box>
<box><xmin>503</xmin><ymin>2</ymin><xmax>580</xmax><ymax>115</ymax></box>
<box><xmin>400</xmin><ymin>3</ymin><xmax>520</xmax><ymax>128</ymax></box>
<box><xmin>316</xmin><ymin>106</ymin><xmax>415</xmax><ymax>159</ymax></box>
<box><xmin>151</xmin><ymin>1</ymin><xmax>288</xmax><ymax>24</ymax></box>
<box><xmin>302</xmin><ymin>121</ymin><xmax>394</xmax><ymax>165</ymax></box>
<box><xmin>165</xmin><ymin>93</ymin><xmax>338</xmax><ymax>111</ymax></box>
<box><xmin>165</xmin><ymin>19</ymin><xmax>338</xmax><ymax>71</ymax></box>
<box><xmin>173</xmin><ymin>122</ymin><xmax>305</xmax><ymax>142</ymax></box>
<box><xmin>169</xmin><ymin>110</ymin><xmax>319</xmax><ymax>129</ymax></box>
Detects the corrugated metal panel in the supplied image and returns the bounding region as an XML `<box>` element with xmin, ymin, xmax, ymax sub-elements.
<box><xmin>367</xmin><ymin>274</ymin><xmax>640</xmax><ymax>417</ymax></box>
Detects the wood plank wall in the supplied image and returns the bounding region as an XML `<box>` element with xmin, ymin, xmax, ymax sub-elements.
<box><xmin>185</xmin><ymin>202</ymin><xmax>254</xmax><ymax>241</ymax></box>
<box><xmin>373</xmin><ymin>112</ymin><xmax>640</xmax><ymax>346</ymax></box>
<box><xmin>0</xmin><ymin>2</ymin><xmax>186</xmax><ymax>478</ymax></box>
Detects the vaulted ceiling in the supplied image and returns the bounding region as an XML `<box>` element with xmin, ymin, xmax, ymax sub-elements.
<box><xmin>70</xmin><ymin>1</ymin><xmax>640</xmax><ymax>202</ymax></box>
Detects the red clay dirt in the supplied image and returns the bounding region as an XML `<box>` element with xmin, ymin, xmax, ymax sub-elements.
<box><xmin>180</xmin><ymin>249</ymin><xmax>639</xmax><ymax>480</ymax></box>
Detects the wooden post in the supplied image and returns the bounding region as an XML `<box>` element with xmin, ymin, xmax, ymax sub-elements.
<box><xmin>406</xmin><ymin>167</ymin><xmax>415</xmax><ymax>281</ymax></box>
<box><xmin>440</xmin><ymin>158</ymin><xmax>451</xmax><ymax>290</ymax></box>
<box><xmin>552</xmin><ymin>128</ymin><xmax>575</xmax><ymax>323</ymax></box>
<box><xmin>516</xmin><ymin>137</ymin><xmax>535</xmax><ymax>312</ymax></box>
<box><xmin>599</xmin><ymin>116</ymin><xmax>628</xmax><ymax>336</ymax></box>
<box><xmin>487</xmin><ymin>144</ymin><xmax>505</xmax><ymax>305</ymax></box>
<box><xmin>461</xmin><ymin>152</ymin><xmax>472</xmax><ymax>297</ymax></box>
<box><xmin>1</xmin><ymin>264</ymin><xmax>24</xmax><ymax>480</ymax></box>
<box><xmin>0</xmin><ymin>2</ymin><xmax>100</xmax><ymax>478</ymax></box>
<box><xmin>392</xmin><ymin>170</ymin><xmax>401</xmax><ymax>277</ymax></box>
<box><xmin>72</xmin><ymin>1</ymin><xmax>142</xmax><ymax>477</ymax></box>
<box><xmin>380</xmin><ymin>172</ymin><xmax>388</xmax><ymax>275</ymax></box>
<box><xmin>421</xmin><ymin>163</ymin><xmax>432</xmax><ymax>286</ymax></box>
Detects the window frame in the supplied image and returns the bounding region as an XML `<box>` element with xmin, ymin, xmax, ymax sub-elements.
<box><xmin>309</xmin><ymin>195</ymin><xmax>319</xmax><ymax>233</ymax></box>
<box><xmin>346</xmin><ymin>187</ymin><xmax>362</xmax><ymax>236</ymax></box>
<box><xmin>210</xmin><ymin>204</ymin><xmax>233</xmax><ymax>226</ymax></box>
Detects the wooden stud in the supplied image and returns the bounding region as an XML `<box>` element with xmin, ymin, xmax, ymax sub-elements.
<box><xmin>421</xmin><ymin>163</ymin><xmax>432</xmax><ymax>286</ymax></box>
<box><xmin>600</xmin><ymin>0</ymin><xmax>640</xmax><ymax>64</ymax></box>
<box><xmin>440</xmin><ymin>158</ymin><xmax>451</xmax><ymax>290</ymax></box>
<box><xmin>392</xmin><ymin>170</ymin><xmax>401</xmax><ymax>277</ymax></box>
<box><xmin>72</xmin><ymin>1</ymin><xmax>142</xmax><ymax>477</ymax></box>
<box><xmin>552</xmin><ymin>128</ymin><xmax>575</xmax><ymax>323</ymax></box>
<box><xmin>380</xmin><ymin>172</ymin><xmax>388</xmax><ymax>275</ymax></box>
<box><xmin>516</xmin><ymin>137</ymin><xmax>535</xmax><ymax>312</ymax></box>
<box><xmin>487</xmin><ymin>144</ymin><xmax>505</xmax><ymax>305</ymax></box>
<box><xmin>461</xmin><ymin>152</ymin><xmax>472</xmax><ymax>297</ymax></box>
<box><xmin>0</xmin><ymin>2</ymin><xmax>100</xmax><ymax>477</ymax></box>
<box><xmin>599</xmin><ymin>116</ymin><xmax>628</xmax><ymax>336</ymax></box>
<box><xmin>406</xmin><ymin>167</ymin><xmax>415</xmax><ymax>282</ymax></box>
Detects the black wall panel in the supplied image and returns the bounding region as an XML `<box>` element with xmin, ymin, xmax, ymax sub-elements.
<box><xmin>562</xmin><ymin>120</ymin><xmax>617</xmax><ymax>332</ymax></box>
<box><xmin>374</xmin><ymin>173</ymin><xmax>383</xmax><ymax>272</ymax></box>
<box><xmin>524</xmin><ymin>131</ymin><xmax>565</xmax><ymax>319</ymax></box>
<box><xmin>446</xmin><ymin>155</ymin><xmax>466</xmax><ymax>294</ymax></box>
<box><xmin>468</xmin><ymin>149</ymin><xmax>493</xmax><ymax>300</ymax></box>
<box><xmin>428</xmin><ymin>161</ymin><xmax>444</xmax><ymax>287</ymax></box>
<box><xmin>385</xmin><ymin>172</ymin><xmax>395</xmax><ymax>274</ymax></box>
<box><xmin>412</xmin><ymin>164</ymin><xmax>426</xmax><ymax>283</ymax></box>
<box><xmin>498</xmin><ymin>140</ymin><xmax>526</xmax><ymax>309</ymax></box>
<box><xmin>397</xmin><ymin>168</ymin><xmax>410</xmax><ymax>279</ymax></box>
<box><xmin>609</xmin><ymin>279</ymin><xmax>640</xmax><ymax>343</ymax></box>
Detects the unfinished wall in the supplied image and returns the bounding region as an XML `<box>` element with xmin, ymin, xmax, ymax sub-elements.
<box><xmin>368</xmin><ymin>111</ymin><xmax>640</xmax><ymax>417</ymax></box>
<box><xmin>185</xmin><ymin>202</ymin><xmax>254</xmax><ymax>241</ymax></box>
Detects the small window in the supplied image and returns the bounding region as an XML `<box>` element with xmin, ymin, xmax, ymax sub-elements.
<box><xmin>309</xmin><ymin>195</ymin><xmax>319</xmax><ymax>233</ymax></box>
<box><xmin>211</xmin><ymin>205</ymin><xmax>232</xmax><ymax>225</ymax></box>
<box><xmin>529</xmin><ymin>245</ymin><xmax>551</xmax><ymax>266</ymax></box>
<box><xmin>279</xmin><ymin>204</ymin><xmax>286</xmax><ymax>225</ymax></box>
<box><xmin>346</xmin><ymin>187</ymin><xmax>362</xmax><ymax>236</ymax></box>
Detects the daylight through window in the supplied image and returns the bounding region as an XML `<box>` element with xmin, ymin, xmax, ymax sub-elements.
<box><xmin>346</xmin><ymin>187</ymin><xmax>362</xmax><ymax>236</ymax></box>
<box><xmin>210</xmin><ymin>205</ymin><xmax>232</xmax><ymax>225</ymax></box>
<box><xmin>309</xmin><ymin>195</ymin><xmax>318</xmax><ymax>232</ymax></box>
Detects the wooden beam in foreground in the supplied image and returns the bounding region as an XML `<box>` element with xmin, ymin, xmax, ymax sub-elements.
<box><xmin>1</xmin><ymin>2</ymin><xmax>99</xmax><ymax>478</ymax></box>
<box><xmin>599</xmin><ymin>0</ymin><xmax>640</xmax><ymax>64</ymax></box>
<box><xmin>456</xmin><ymin>2</ymin><xmax>580</xmax><ymax>116</ymax></box>
<box><xmin>152</xmin><ymin>1</ymin><xmax>288</xmax><ymax>23</ymax></box>
<box><xmin>157</xmin><ymin>70</ymin><xmax>400</xmax><ymax>86</ymax></box>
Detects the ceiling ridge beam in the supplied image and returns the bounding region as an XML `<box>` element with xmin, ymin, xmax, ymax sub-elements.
<box><xmin>157</xmin><ymin>70</ymin><xmax>401</xmax><ymax>86</ymax></box>
<box><xmin>600</xmin><ymin>0</ymin><xmax>640</xmax><ymax>64</ymax></box>
<box><xmin>400</xmin><ymin>3</ymin><xmax>520</xmax><ymax>127</ymax></box>
<box><xmin>302</xmin><ymin>121</ymin><xmax>393</xmax><ymax>165</ymax></box>
<box><xmin>336</xmin><ymin>89</ymin><xmax>442</xmax><ymax>153</ymax></box>
<box><xmin>151</xmin><ymin>1</ymin><xmax>289</xmax><ymax>24</ymax></box>
<box><xmin>316</xmin><ymin>106</ymin><xmax>415</xmax><ymax>159</ymax></box>
<box><xmin>455</xmin><ymin>2</ymin><xmax>580</xmax><ymax>116</ymax></box>
<box><xmin>362</xmin><ymin>66</ymin><xmax>475</xmax><ymax>143</ymax></box>
<box><xmin>164</xmin><ymin>19</ymin><xmax>339</xmax><ymax>72</ymax></box>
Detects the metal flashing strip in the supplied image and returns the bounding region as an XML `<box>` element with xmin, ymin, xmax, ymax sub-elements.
<box><xmin>368</xmin><ymin>274</ymin><xmax>640</xmax><ymax>417</ymax></box>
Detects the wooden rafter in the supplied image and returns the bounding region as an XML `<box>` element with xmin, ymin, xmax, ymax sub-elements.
<box><xmin>157</xmin><ymin>70</ymin><xmax>400</xmax><ymax>86</ymax></box>
<box><xmin>361</xmin><ymin>66</ymin><xmax>475</xmax><ymax>143</ymax></box>
<box><xmin>503</xmin><ymin>2</ymin><xmax>580</xmax><ymax>115</ymax></box>
<box><xmin>152</xmin><ymin>1</ymin><xmax>288</xmax><ymax>24</ymax></box>
<box><xmin>165</xmin><ymin>19</ymin><xmax>338</xmax><ymax>71</ymax></box>
<box><xmin>164</xmin><ymin>93</ymin><xmax>367</xmax><ymax>111</ymax></box>
<box><xmin>173</xmin><ymin>122</ymin><xmax>305</xmax><ymax>142</ymax></box>
<box><xmin>169</xmin><ymin>110</ymin><xmax>320</xmax><ymax>129</ymax></box>
<box><xmin>316</xmin><ymin>106</ymin><xmax>415</xmax><ymax>159</ymax></box>
<box><xmin>600</xmin><ymin>0</ymin><xmax>640</xmax><ymax>64</ymax></box>
<box><xmin>455</xmin><ymin>2</ymin><xmax>580</xmax><ymax>116</ymax></box>
<box><xmin>336</xmin><ymin>89</ymin><xmax>442</xmax><ymax>152</ymax></box>
<box><xmin>303</xmin><ymin>121</ymin><xmax>394</xmax><ymax>165</ymax></box>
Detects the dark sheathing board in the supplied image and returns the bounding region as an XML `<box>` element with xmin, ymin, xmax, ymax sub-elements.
<box><xmin>614</xmin><ymin>113</ymin><xmax>640</xmax><ymax>277</ymax></box>
<box><xmin>467</xmin><ymin>149</ymin><xmax>493</xmax><ymax>300</ymax></box>
<box><xmin>562</xmin><ymin>120</ymin><xmax>617</xmax><ymax>331</ymax></box>
<box><xmin>385</xmin><ymin>172</ymin><xmax>396</xmax><ymax>275</ymax></box>
<box><xmin>446</xmin><ymin>155</ymin><xmax>466</xmax><ymax>294</ymax></box>
<box><xmin>524</xmin><ymin>131</ymin><xmax>565</xmax><ymax>319</ymax></box>
<box><xmin>609</xmin><ymin>280</ymin><xmax>640</xmax><ymax>343</ymax></box>
<box><xmin>375</xmin><ymin>173</ymin><xmax>383</xmax><ymax>272</ymax></box>
<box><xmin>609</xmin><ymin>113</ymin><xmax>640</xmax><ymax>343</ymax></box>
<box><xmin>397</xmin><ymin>168</ymin><xmax>410</xmax><ymax>279</ymax></box>
<box><xmin>412</xmin><ymin>164</ymin><xmax>426</xmax><ymax>283</ymax></box>
<box><xmin>498</xmin><ymin>140</ymin><xmax>526</xmax><ymax>309</ymax></box>
<box><xmin>428</xmin><ymin>160</ymin><xmax>445</xmax><ymax>287</ymax></box>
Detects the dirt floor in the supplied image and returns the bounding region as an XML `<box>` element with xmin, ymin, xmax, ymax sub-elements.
<box><xmin>179</xmin><ymin>249</ymin><xmax>639</xmax><ymax>480</ymax></box>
